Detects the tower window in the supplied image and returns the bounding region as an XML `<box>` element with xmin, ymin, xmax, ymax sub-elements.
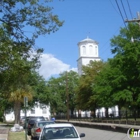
<box><xmin>89</xmin><ymin>45</ymin><xmax>93</xmax><ymax>55</ymax></box>
<box><xmin>95</xmin><ymin>46</ymin><xmax>98</xmax><ymax>55</ymax></box>
<box><xmin>82</xmin><ymin>46</ymin><xmax>86</xmax><ymax>55</ymax></box>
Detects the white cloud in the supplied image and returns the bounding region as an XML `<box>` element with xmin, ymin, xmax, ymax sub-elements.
<box><xmin>38</xmin><ymin>53</ymin><xmax>75</xmax><ymax>79</ymax></box>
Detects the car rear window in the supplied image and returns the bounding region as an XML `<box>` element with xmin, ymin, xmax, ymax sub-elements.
<box><xmin>29</xmin><ymin>117</ymin><xmax>45</xmax><ymax>122</ymax></box>
<box><xmin>38</xmin><ymin>121</ymin><xmax>55</xmax><ymax>127</ymax></box>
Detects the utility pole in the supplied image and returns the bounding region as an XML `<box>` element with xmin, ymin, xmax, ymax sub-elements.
<box><xmin>24</xmin><ymin>97</ymin><xmax>28</xmax><ymax>140</ymax></box>
<box><xmin>125</xmin><ymin>12</ymin><xmax>140</xmax><ymax>26</ymax></box>
<box><xmin>66</xmin><ymin>72</ymin><xmax>69</xmax><ymax>121</ymax></box>
<box><xmin>125</xmin><ymin>12</ymin><xmax>140</xmax><ymax>42</ymax></box>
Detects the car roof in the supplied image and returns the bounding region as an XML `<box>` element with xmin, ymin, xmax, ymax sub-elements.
<box><xmin>37</xmin><ymin>120</ymin><xmax>54</xmax><ymax>123</ymax></box>
<box><xmin>28</xmin><ymin>116</ymin><xmax>44</xmax><ymax>118</ymax></box>
<box><xmin>44</xmin><ymin>123</ymin><xmax>74</xmax><ymax>128</ymax></box>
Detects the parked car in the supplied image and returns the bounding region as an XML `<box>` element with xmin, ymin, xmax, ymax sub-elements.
<box><xmin>31</xmin><ymin>120</ymin><xmax>55</xmax><ymax>140</ymax></box>
<box><xmin>21</xmin><ymin>116</ymin><xmax>32</xmax><ymax>128</ymax></box>
<box><xmin>23</xmin><ymin>116</ymin><xmax>45</xmax><ymax>129</ymax></box>
<box><xmin>26</xmin><ymin>116</ymin><xmax>45</xmax><ymax>135</ymax></box>
<box><xmin>39</xmin><ymin>123</ymin><xmax>85</xmax><ymax>140</ymax></box>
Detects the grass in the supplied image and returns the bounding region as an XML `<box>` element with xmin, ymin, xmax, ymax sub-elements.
<box><xmin>9</xmin><ymin>131</ymin><xmax>27</xmax><ymax>140</ymax></box>
<box><xmin>0</xmin><ymin>121</ymin><xmax>29</xmax><ymax>140</ymax></box>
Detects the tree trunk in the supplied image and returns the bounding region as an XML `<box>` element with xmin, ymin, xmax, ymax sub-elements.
<box><xmin>14</xmin><ymin>101</ymin><xmax>21</xmax><ymax>124</ymax></box>
<box><xmin>70</xmin><ymin>108</ymin><xmax>74</xmax><ymax>118</ymax></box>
<box><xmin>105</xmin><ymin>107</ymin><xmax>109</xmax><ymax>118</ymax></box>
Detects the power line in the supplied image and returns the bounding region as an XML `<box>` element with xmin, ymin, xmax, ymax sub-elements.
<box><xmin>126</xmin><ymin>0</ymin><xmax>133</xmax><ymax>19</ymax></box>
<box><xmin>120</xmin><ymin>0</ymin><xmax>128</xmax><ymax>20</ymax></box>
<box><xmin>115</xmin><ymin>0</ymin><xmax>127</xmax><ymax>28</ymax></box>
<box><xmin>109</xmin><ymin>0</ymin><xmax>120</xmax><ymax>15</ymax></box>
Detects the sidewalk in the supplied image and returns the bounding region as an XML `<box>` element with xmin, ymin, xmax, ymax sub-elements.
<box><xmin>0</xmin><ymin>127</ymin><xmax>9</xmax><ymax>140</ymax></box>
<box><xmin>56</xmin><ymin>120</ymin><xmax>140</xmax><ymax>133</ymax></box>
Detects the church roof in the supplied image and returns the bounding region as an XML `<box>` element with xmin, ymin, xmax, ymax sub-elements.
<box><xmin>78</xmin><ymin>37</ymin><xmax>98</xmax><ymax>45</ymax></box>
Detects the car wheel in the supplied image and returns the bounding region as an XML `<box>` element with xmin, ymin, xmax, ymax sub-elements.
<box><xmin>27</xmin><ymin>131</ymin><xmax>31</xmax><ymax>136</ymax></box>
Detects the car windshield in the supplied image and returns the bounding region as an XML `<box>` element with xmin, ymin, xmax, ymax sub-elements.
<box><xmin>40</xmin><ymin>126</ymin><xmax>78</xmax><ymax>140</ymax></box>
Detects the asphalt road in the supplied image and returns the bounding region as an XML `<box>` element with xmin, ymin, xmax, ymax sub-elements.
<box><xmin>76</xmin><ymin>126</ymin><xmax>130</xmax><ymax>140</ymax></box>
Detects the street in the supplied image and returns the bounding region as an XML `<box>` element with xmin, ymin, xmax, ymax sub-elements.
<box><xmin>76</xmin><ymin>126</ymin><xmax>129</xmax><ymax>140</ymax></box>
<box><xmin>28</xmin><ymin>126</ymin><xmax>130</xmax><ymax>140</ymax></box>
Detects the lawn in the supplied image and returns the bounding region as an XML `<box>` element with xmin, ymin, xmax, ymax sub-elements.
<box><xmin>9</xmin><ymin>131</ymin><xmax>28</xmax><ymax>140</ymax></box>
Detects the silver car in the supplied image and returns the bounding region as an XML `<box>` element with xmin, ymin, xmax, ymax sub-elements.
<box><xmin>39</xmin><ymin>123</ymin><xmax>85</xmax><ymax>140</ymax></box>
<box><xmin>31</xmin><ymin>120</ymin><xmax>55</xmax><ymax>140</ymax></box>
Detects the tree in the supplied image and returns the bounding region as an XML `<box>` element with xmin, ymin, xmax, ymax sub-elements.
<box><xmin>75</xmin><ymin>60</ymin><xmax>105</xmax><ymax>115</ymax></box>
<box><xmin>60</xmin><ymin>71</ymin><xmax>79</xmax><ymax>116</ymax></box>
<box><xmin>93</xmin><ymin>61</ymin><xmax>121</xmax><ymax>117</ymax></box>
<box><xmin>110</xmin><ymin>23</ymin><xmax>140</xmax><ymax>111</ymax></box>
<box><xmin>0</xmin><ymin>0</ymin><xmax>63</xmax><ymax>122</ymax></box>
<box><xmin>27</xmin><ymin>71</ymin><xmax>50</xmax><ymax>106</ymax></box>
<box><xmin>46</xmin><ymin>71</ymin><xmax>79</xmax><ymax>117</ymax></box>
<box><xmin>47</xmin><ymin>77</ymin><xmax>67</xmax><ymax>115</ymax></box>
<box><xmin>0</xmin><ymin>0</ymin><xmax>63</xmax><ymax>45</ymax></box>
<box><xmin>9</xmin><ymin>86</ymin><xmax>33</xmax><ymax>123</ymax></box>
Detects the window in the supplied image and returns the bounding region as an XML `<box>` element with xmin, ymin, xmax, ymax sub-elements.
<box><xmin>95</xmin><ymin>46</ymin><xmax>98</xmax><ymax>55</ymax></box>
<box><xmin>31</xmin><ymin>108</ymin><xmax>35</xmax><ymax>114</ymax></box>
<box><xmin>42</xmin><ymin>107</ymin><xmax>47</xmax><ymax>114</ymax></box>
<box><xmin>89</xmin><ymin>45</ymin><xmax>93</xmax><ymax>55</ymax></box>
<box><xmin>82</xmin><ymin>46</ymin><xmax>86</xmax><ymax>55</ymax></box>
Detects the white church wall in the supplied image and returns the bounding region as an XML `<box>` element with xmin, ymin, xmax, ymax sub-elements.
<box><xmin>5</xmin><ymin>102</ymin><xmax>51</xmax><ymax>122</ymax></box>
<box><xmin>20</xmin><ymin>102</ymin><xmax>51</xmax><ymax>120</ymax></box>
<box><xmin>81</xmin><ymin>57</ymin><xmax>101</xmax><ymax>66</ymax></box>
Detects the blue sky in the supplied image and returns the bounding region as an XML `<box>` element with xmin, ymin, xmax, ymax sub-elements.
<box><xmin>33</xmin><ymin>0</ymin><xmax>140</xmax><ymax>79</ymax></box>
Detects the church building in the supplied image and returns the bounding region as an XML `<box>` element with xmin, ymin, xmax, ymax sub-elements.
<box><xmin>76</xmin><ymin>37</ymin><xmax>118</xmax><ymax>118</ymax></box>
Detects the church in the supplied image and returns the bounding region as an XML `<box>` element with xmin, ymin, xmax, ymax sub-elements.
<box><xmin>77</xmin><ymin>37</ymin><xmax>101</xmax><ymax>75</ymax></box>
<box><xmin>76</xmin><ymin>37</ymin><xmax>118</xmax><ymax>118</ymax></box>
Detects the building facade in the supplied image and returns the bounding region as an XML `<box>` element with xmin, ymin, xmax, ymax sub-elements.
<box><xmin>5</xmin><ymin>102</ymin><xmax>51</xmax><ymax>122</ymax></box>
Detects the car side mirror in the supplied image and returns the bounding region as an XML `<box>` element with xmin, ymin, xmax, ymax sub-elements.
<box><xmin>80</xmin><ymin>133</ymin><xmax>85</xmax><ymax>137</ymax></box>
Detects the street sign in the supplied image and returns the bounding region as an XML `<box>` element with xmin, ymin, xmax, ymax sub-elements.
<box><xmin>24</xmin><ymin>97</ymin><xmax>28</xmax><ymax>107</ymax></box>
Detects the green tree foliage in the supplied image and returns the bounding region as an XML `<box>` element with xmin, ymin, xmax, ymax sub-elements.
<box><xmin>47</xmin><ymin>71</ymin><xmax>79</xmax><ymax>116</ymax></box>
<box><xmin>75</xmin><ymin>61</ymin><xmax>105</xmax><ymax>112</ymax></box>
<box><xmin>47</xmin><ymin>76</ymin><xmax>67</xmax><ymax>115</ymax></box>
<box><xmin>0</xmin><ymin>0</ymin><xmax>63</xmax><ymax>122</ymax></box>
<box><xmin>27</xmin><ymin>71</ymin><xmax>50</xmax><ymax>106</ymax></box>
<box><xmin>0</xmin><ymin>0</ymin><xmax>63</xmax><ymax>45</ymax></box>
<box><xmin>110</xmin><ymin>23</ymin><xmax>140</xmax><ymax>110</ymax></box>
<box><xmin>92</xmin><ymin>61</ymin><xmax>121</xmax><ymax>117</ymax></box>
<box><xmin>9</xmin><ymin>85</ymin><xmax>33</xmax><ymax>123</ymax></box>
<box><xmin>62</xmin><ymin>71</ymin><xmax>79</xmax><ymax>115</ymax></box>
<box><xmin>92</xmin><ymin>62</ymin><xmax>114</xmax><ymax>108</ymax></box>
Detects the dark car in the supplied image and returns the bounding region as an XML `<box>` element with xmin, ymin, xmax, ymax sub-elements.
<box><xmin>23</xmin><ymin>116</ymin><xmax>33</xmax><ymax>129</ymax></box>
<box><xmin>25</xmin><ymin>116</ymin><xmax>45</xmax><ymax>135</ymax></box>
<box><xmin>31</xmin><ymin>120</ymin><xmax>55</xmax><ymax>140</ymax></box>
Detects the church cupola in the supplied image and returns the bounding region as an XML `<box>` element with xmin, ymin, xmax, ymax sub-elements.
<box><xmin>77</xmin><ymin>37</ymin><xmax>101</xmax><ymax>75</ymax></box>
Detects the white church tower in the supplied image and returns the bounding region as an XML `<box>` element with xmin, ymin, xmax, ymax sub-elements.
<box><xmin>77</xmin><ymin>37</ymin><xmax>101</xmax><ymax>75</ymax></box>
